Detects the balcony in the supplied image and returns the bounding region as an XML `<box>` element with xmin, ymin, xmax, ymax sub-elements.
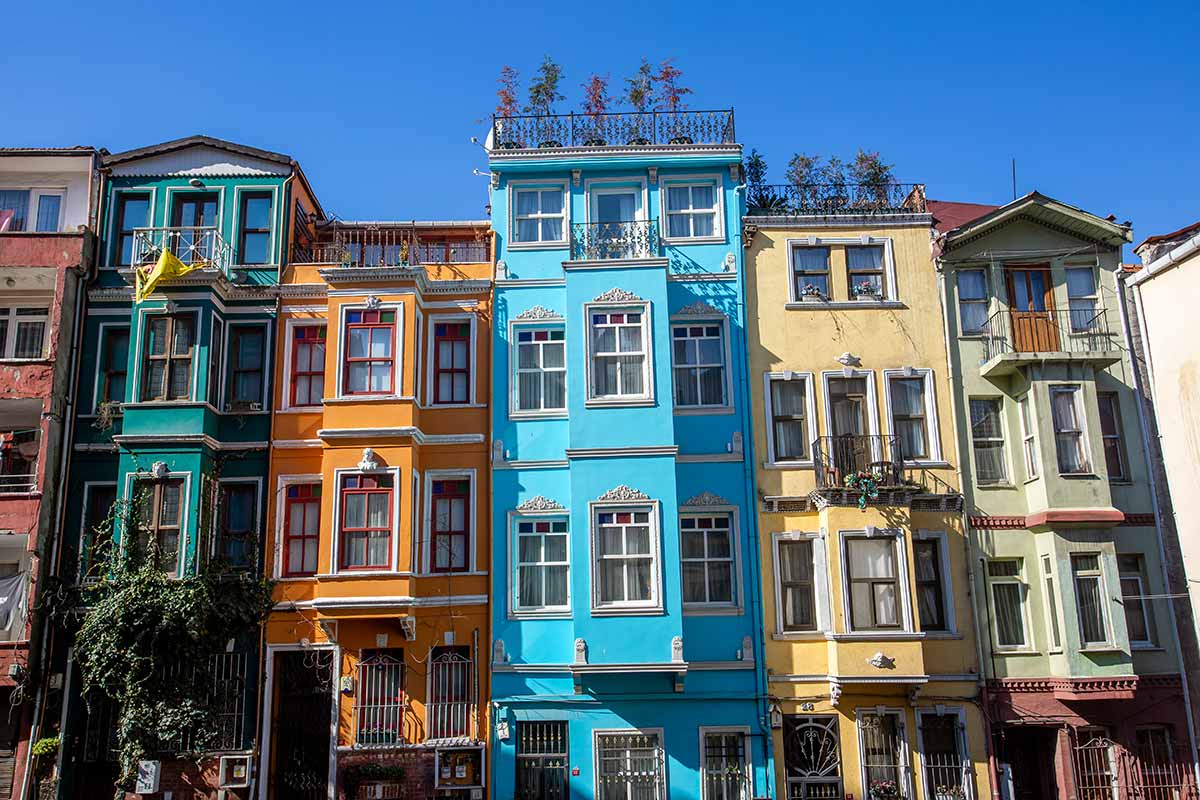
<box><xmin>571</xmin><ymin>220</ymin><xmax>660</xmax><ymax>261</ymax></box>
<box><xmin>294</xmin><ymin>224</ymin><xmax>490</xmax><ymax>268</ymax></box>
<box><xmin>746</xmin><ymin>182</ymin><xmax>926</xmax><ymax>217</ymax></box>
<box><xmin>133</xmin><ymin>226</ymin><xmax>233</xmax><ymax>279</ymax></box>
<box><xmin>491</xmin><ymin>109</ymin><xmax>736</xmax><ymax>150</ymax></box>
<box><xmin>811</xmin><ymin>435</ymin><xmax>960</xmax><ymax>510</ymax></box>
<box><xmin>979</xmin><ymin>304</ymin><xmax>1123</xmax><ymax>377</ymax></box>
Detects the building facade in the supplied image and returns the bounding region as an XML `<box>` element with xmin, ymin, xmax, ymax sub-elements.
<box><xmin>0</xmin><ymin>147</ymin><xmax>98</xmax><ymax>799</ymax></box>
<box><xmin>486</xmin><ymin>111</ymin><xmax>771</xmax><ymax>800</ymax></box>
<box><xmin>743</xmin><ymin>181</ymin><xmax>991</xmax><ymax>800</ymax></box>
<box><xmin>264</xmin><ymin>219</ymin><xmax>492</xmax><ymax>799</ymax></box>
<box><xmin>933</xmin><ymin>194</ymin><xmax>1198</xmax><ymax>800</ymax></box>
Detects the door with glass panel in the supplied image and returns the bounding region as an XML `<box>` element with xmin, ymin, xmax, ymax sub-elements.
<box><xmin>516</xmin><ymin>721</ymin><xmax>568</xmax><ymax>800</ymax></box>
<box><xmin>170</xmin><ymin>193</ymin><xmax>218</xmax><ymax>264</ymax></box>
<box><xmin>590</xmin><ymin>189</ymin><xmax>643</xmax><ymax>259</ymax></box>
<box><xmin>827</xmin><ymin>376</ymin><xmax>872</xmax><ymax>478</ymax></box>
<box><xmin>1005</xmin><ymin>267</ymin><xmax>1059</xmax><ymax>352</ymax></box>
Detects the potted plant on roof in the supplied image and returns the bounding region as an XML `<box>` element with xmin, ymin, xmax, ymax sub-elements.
<box><xmin>786</xmin><ymin>153</ymin><xmax>819</xmax><ymax>214</ymax></box>
<box><xmin>819</xmin><ymin>156</ymin><xmax>849</xmax><ymax>213</ymax></box>
<box><xmin>851</xmin><ymin>149</ymin><xmax>896</xmax><ymax>211</ymax></box>
<box><xmin>580</xmin><ymin>73</ymin><xmax>611</xmax><ymax>146</ymax></box>
<box><xmin>656</xmin><ymin>59</ymin><xmax>695</xmax><ymax>143</ymax></box>
<box><xmin>622</xmin><ymin>58</ymin><xmax>656</xmax><ymax>145</ymax></box>
<box><xmin>527</xmin><ymin>56</ymin><xmax>565</xmax><ymax>148</ymax></box>
<box><xmin>494</xmin><ymin>65</ymin><xmax>523</xmax><ymax>149</ymax></box>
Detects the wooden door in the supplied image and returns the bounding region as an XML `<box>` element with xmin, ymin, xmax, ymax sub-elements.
<box><xmin>1005</xmin><ymin>267</ymin><xmax>1059</xmax><ymax>352</ymax></box>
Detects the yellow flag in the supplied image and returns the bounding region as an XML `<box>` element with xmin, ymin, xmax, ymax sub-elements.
<box><xmin>135</xmin><ymin>249</ymin><xmax>202</xmax><ymax>303</ymax></box>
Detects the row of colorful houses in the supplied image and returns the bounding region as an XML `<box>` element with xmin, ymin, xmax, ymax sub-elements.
<box><xmin>0</xmin><ymin>115</ymin><xmax>1196</xmax><ymax>800</ymax></box>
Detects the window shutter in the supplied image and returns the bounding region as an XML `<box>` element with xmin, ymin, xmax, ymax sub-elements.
<box><xmin>813</xmin><ymin>535</ymin><xmax>831</xmax><ymax>632</ymax></box>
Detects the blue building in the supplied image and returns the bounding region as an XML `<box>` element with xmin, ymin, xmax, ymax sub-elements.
<box><xmin>487</xmin><ymin>111</ymin><xmax>771</xmax><ymax>800</ymax></box>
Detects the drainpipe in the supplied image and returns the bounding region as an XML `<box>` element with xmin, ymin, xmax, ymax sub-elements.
<box><xmin>1114</xmin><ymin>274</ymin><xmax>1200</xmax><ymax>787</ymax></box>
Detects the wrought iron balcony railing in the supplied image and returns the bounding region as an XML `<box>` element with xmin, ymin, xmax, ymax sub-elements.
<box><xmin>492</xmin><ymin>109</ymin><xmax>736</xmax><ymax>150</ymax></box>
<box><xmin>980</xmin><ymin>304</ymin><xmax>1120</xmax><ymax>363</ymax></box>
<box><xmin>132</xmin><ymin>227</ymin><xmax>234</xmax><ymax>279</ymax></box>
<box><xmin>571</xmin><ymin>219</ymin><xmax>660</xmax><ymax>261</ymax></box>
<box><xmin>813</xmin><ymin>434</ymin><xmax>905</xmax><ymax>489</ymax></box>
<box><xmin>295</xmin><ymin>226</ymin><xmax>489</xmax><ymax>267</ymax></box>
<box><xmin>746</xmin><ymin>183</ymin><xmax>927</xmax><ymax>216</ymax></box>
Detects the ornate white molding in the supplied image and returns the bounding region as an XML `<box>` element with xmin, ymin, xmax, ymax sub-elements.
<box><xmin>149</xmin><ymin>461</ymin><xmax>169</xmax><ymax>480</ymax></box>
<box><xmin>514</xmin><ymin>305</ymin><xmax>563</xmax><ymax>321</ymax></box>
<box><xmin>597</xmin><ymin>485</ymin><xmax>650</xmax><ymax>502</ymax></box>
<box><xmin>358</xmin><ymin>448</ymin><xmax>381</xmax><ymax>471</ymax></box>
<box><xmin>867</xmin><ymin>651</ymin><xmax>897</xmax><ymax>669</ymax></box>
<box><xmin>682</xmin><ymin>491</ymin><xmax>731</xmax><ymax>507</ymax></box>
<box><xmin>516</xmin><ymin>495</ymin><xmax>566</xmax><ymax>512</ymax></box>
<box><xmin>364</xmin><ymin>294</ymin><xmax>382</xmax><ymax>310</ymax></box>
<box><xmin>671</xmin><ymin>636</ymin><xmax>684</xmax><ymax>663</ymax></box>
<box><xmin>593</xmin><ymin>288</ymin><xmax>644</xmax><ymax>303</ymax></box>
<box><xmin>835</xmin><ymin>352</ymin><xmax>862</xmax><ymax>368</ymax></box>
<box><xmin>676</xmin><ymin>301</ymin><xmax>722</xmax><ymax>317</ymax></box>
<box><xmin>574</xmin><ymin>638</ymin><xmax>588</xmax><ymax>665</ymax></box>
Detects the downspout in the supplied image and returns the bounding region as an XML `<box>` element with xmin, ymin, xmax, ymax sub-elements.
<box><xmin>935</xmin><ymin>253</ymin><xmax>1002</xmax><ymax>800</ymax></box>
<box><xmin>734</xmin><ymin>183</ymin><xmax>775</xmax><ymax>799</ymax></box>
<box><xmin>20</xmin><ymin>158</ymin><xmax>106</xmax><ymax>800</ymax></box>
<box><xmin>1115</xmin><ymin>274</ymin><xmax>1200</xmax><ymax>787</ymax></box>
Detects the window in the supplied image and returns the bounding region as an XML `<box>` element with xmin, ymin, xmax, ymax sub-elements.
<box><xmin>289</xmin><ymin>325</ymin><xmax>326</xmax><ymax>407</ymax></box>
<box><xmin>1051</xmin><ymin>387</ymin><xmax>1089</xmax><ymax>474</ymax></box>
<box><xmin>778</xmin><ymin>539</ymin><xmax>816</xmax><ymax>632</ymax></box>
<box><xmin>914</xmin><ymin>540</ymin><xmax>947</xmax><ymax>632</ymax></box>
<box><xmin>343</xmin><ymin>308</ymin><xmax>395</xmax><ymax>395</ymax></box>
<box><xmin>987</xmin><ymin>560</ymin><xmax>1027</xmax><ymax>648</ymax></box>
<box><xmin>969</xmin><ymin>399</ymin><xmax>1007</xmax><ymax>484</ymax></box>
<box><xmin>0</xmin><ymin>306</ymin><xmax>49</xmax><ymax>359</ymax></box>
<box><xmin>228</xmin><ymin>326</ymin><xmax>265</xmax><ymax>409</ymax></box>
<box><xmin>596</xmin><ymin>731</ymin><xmax>664</xmax><ymax>800</ymax></box>
<box><xmin>217</xmin><ymin>483</ymin><xmax>256</xmax><ymax>569</ymax></box>
<box><xmin>888</xmin><ymin>375</ymin><xmax>929</xmax><ymax>460</ymax></box>
<box><xmin>847</xmin><ymin>245</ymin><xmax>885</xmax><ymax>298</ymax></box>
<box><xmin>516</xmin><ymin>721</ymin><xmax>568</xmax><ymax>800</ymax></box>
<box><xmin>282</xmin><ymin>483</ymin><xmax>321</xmax><ymax>577</ymax></box>
<box><xmin>845</xmin><ymin>537</ymin><xmax>901</xmax><ymax>631</ymax></box>
<box><xmin>514</xmin><ymin>328</ymin><xmax>566</xmax><ymax>413</ymax></box>
<box><xmin>134</xmin><ymin>478</ymin><xmax>184</xmax><ymax>576</ymax></box>
<box><xmin>99</xmin><ymin>328</ymin><xmax>130</xmax><ymax>407</ymax></box>
<box><xmin>514</xmin><ymin>518</ymin><xmax>569</xmax><ymax>612</ymax></box>
<box><xmin>792</xmin><ymin>246</ymin><xmax>830</xmax><ymax>299</ymax></box>
<box><xmin>957</xmin><ymin>270</ymin><xmax>988</xmax><ymax>334</ymax></box>
<box><xmin>1119</xmin><ymin>554</ymin><xmax>1155</xmax><ymax>646</ymax></box>
<box><xmin>1066</xmin><ymin>267</ymin><xmax>1099</xmax><ymax>332</ymax></box>
<box><xmin>339</xmin><ymin>474</ymin><xmax>392</xmax><ymax>570</ymax></box>
<box><xmin>513</xmin><ymin>187</ymin><xmax>565</xmax><ymax>244</ymax></box>
<box><xmin>0</xmin><ymin>190</ymin><xmax>62</xmax><ymax>233</ymax></box>
<box><xmin>36</xmin><ymin>193</ymin><xmax>62</xmax><ymax>232</ymax></box>
<box><xmin>428</xmin><ymin>646</ymin><xmax>472</xmax><ymax>738</ymax></box>
<box><xmin>702</xmin><ymin>730</ymin><xmax>750</xmax><ymax>800</ymax></box>
<box><xmin>0</xmin><ymin>191</ymin><xmax>30</xmax><ymax>232</ymax></box>
<box><xmin>433</xmin><ymin>321</ymin><xmax>471</xmax><ymax>404</ymax></box>
<box><xmin>1071</xmin><ymin>554</ymin><xmax>1109</xmax><ymax>645</ymax></box>
<box><xmin>783</xmin><ymin>715</ymin><xmax>841</xmax><ymax>800</ymax></box>
<box><xmin>665</xmin><ymin>183</ymin><xmax>718</xmax><ymax>239</ymax></box>
<box><xmin>1042</xmin><ymin>556</ymin><xmax>1062</xmax><ymax>650</ymax></box>
<box><xmin>80</xmin><ymin>485</ymin><xmax>117</xmax><ymax>583</ymax></box>
<box><xmin>208</xmin><ymin>318</ymin><xmax>224</xmax><ymax>408</ymax></box>
<box><xmin>113</xmin><ymin>193</ymin><xmax>150</xmax><ymax>266</ymax></box>
<box><xmin>594</xmin><ymin>506</ymin><xmax>657</xmax><ymax>609</ymax></box>
<box><xmin>0</xmin><ymin>428</ymin><xmax>38</xmax><ymax>493</ymax></box>
<box><xmin>1018</xmin><ymin>395</ymin><xmax>1038</xmax><ymax>480</ymax></box>
<box><xmin>141</xmin><ymin>314</ymin><xmax>195</xmax><ymax>401</ymax></box>
<box><xmin>1135</xmin><ymin>727</ymin><xmax>1173</xmax><ymax>767</ymax></box>
<box><xmin>859</xmin><ymin>712</ymin><xmax>906</xmax><ymax>796</ymax></box>
<box><xmin>431</xmin><ymin>478</ymin><xmax>470</xmax><ymax>573</ymax></box>
<box><xmin>237</xmin><ymin>192</ymin><xmax>272</xmax><ymax>265</ymax></box>
<box><xmin>768</xmin><ymin>376</ymin><xmax>811</xmax><ymax>462</ymax></box>
<box><xmin>355</xmin><ymin>649</ymin><xmax>404</xmax><ymax>746</ymax></box>
<box><xmin>1097</xmin><ymin>392</ymin><xmax>1127</xmax><ymax>481</ymax></box>
<box><xmin>917</xmin><ymin>712</ymin><xmax>968</xmax><ymax>800</ymax></box>
<box><xmin>681</xmin><ymin>514</ymin><xmax>735</xmax><ymax>607</ymax></box>
<box><xmin>589</xmin><ymin>309</ymin><xmax>647</xmax><ymax>400</ymax></box>
<box><xmin>672</xmin><ymin>323</ymin><xmax>726</xmax><ymax>407</ymax></box>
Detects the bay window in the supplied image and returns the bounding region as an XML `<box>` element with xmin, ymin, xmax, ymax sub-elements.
<box><xmin>141</xmin><ymin>313</ymin><xmax>195</xmax><ymax>401</ymax></box>
<box><xmin>1018</xmin><ymin>395</ymin><xmax>1038</xmax><ymax>480</ymax></box>
<box><xmin>514</xmin><ymin>328</ymin><xmax>566</xmax><ymax>413</ymax></box>
<box><xmin>237</xmin><ymin>191</ymin><xmax>272</xmax><ymax>265</ymax></box>
<box><xmin>1097</xmin><ymin>392</ymin><xmax>1127</xmax><ymax>481</ymax></box>
<box><xmin>969</xmin><ymin>399</ymin><xmax>1007</xmax><ymax>484</ymax></box>
<box><xmin>217</xmin><ymin>482</ymin><xmax>256</xmax><ymax>569</ymax></box>
<box><xmin>987</xmin><ymin>560</ymin><xmax>1027</xmax><ymax>649</ymax></box>
<box><xmin>134</xmin><ymin>478</ymin><xmax>184</xmax><ymax>576</ymax></box>
<box><xmin>589</xmin><ymin>309</ymin><xmax>648</xmax><ymax>401</ymax></box>
<box><xmin>99</xmin><ymin>327</ymin><xmax>130</xmax><ymax>407</ymax></box>
<box><xmin>339</xmin><ymin>474</ymin><xmax>392</xmax><ymax>570</ymax></box>
<box><xmin>844</xmin><ymin>537</ymin><xmax>901</xmax><ymax>631</ymax></box>
<box><xmin>914</xmin><ymin>539</ymin><xmax>947</xmax><ymax>632</ymax></box>
<box><xmin>228</xmin><ymin>325</ymin><xmax>265</xmax><ymax>409</ymax></box>
<box><xmin>1119</xmin><ymin>554</ymin><xmax>1155</xmax><ymax>646</ymax></box>
<box><xmin>343</xmin><ymin>308</ymin><xmax>395</xmax><ymax>395</ymax></box>
<box><xmin>593</xmin><ymin>506</ymin><xmax>658</xmax><ymax>610</ymax></box>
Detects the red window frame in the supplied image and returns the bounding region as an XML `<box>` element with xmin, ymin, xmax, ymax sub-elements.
<box><xmin>343</xmin><ymin>309</ymin><xmax>395</xmax><ymax>395</ymax></box>
<box><xmin>290</xmin><ymin>325</ymin><xmax>326</xmax><ymax>407</ymax></box>
<box><xmin>282</xmin><ymin>483</ymin><xmax>321</xmax><ymax>577</ymax></box>
<box><xmin>339</xmin><ymin>474</ymin><xmax>393</xmax><ymax>570</ymax></box>
<box><xmin>432</xmin><ymin>321</ymin><xmax>471</xmax><ymax>404</ymax></box>
<box><xmin>431</xmin><ymin>478</ymin><xmax>470</xmax><ymax>573</ymax></box>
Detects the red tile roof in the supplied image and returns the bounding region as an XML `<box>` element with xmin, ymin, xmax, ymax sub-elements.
<box><xmin>927</xmin><ymin>199</ymin><xmax>1000</xmax><ymax>233</ymax></box>
<box><xmin>1136</xmin><ymin>219</ymin><xmax>1200</xmax><ymax>251</ymax></box>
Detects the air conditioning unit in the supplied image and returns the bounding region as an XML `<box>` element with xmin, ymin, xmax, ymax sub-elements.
<box><xmin>218</xmin><ymin>754</ymin><xmax>252</xmax><ymax>789</ymax></box>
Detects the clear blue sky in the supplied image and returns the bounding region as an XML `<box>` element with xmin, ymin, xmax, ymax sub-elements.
<box><xmin>4</xmin><ymin>0</ymin><xmax>1197</xmax><ymax>257</ymax></box>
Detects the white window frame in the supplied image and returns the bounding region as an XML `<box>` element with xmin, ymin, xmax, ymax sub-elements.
<box><xmin>846</xmin><ymin>243</ymin><xmax>888</xmax><ymax>300</ymax></box>
<box><xmin>78</xmin><ymin>481</ymin><xmax>119</xmax><ymax>584</ymax></box>
<box><xmin>821</xmin><ymin>369</ymin><xmax>880</xmax><ymax>438</ymax></box>
<box><xmin>698</xmin><ymin>725</ymin><xmax>754</xmax><ymax>800</ymax></box>
<box><xmin>281</xmin><ymin>317</ymin><xmax>327</xmax><ymax>411</ymax></box>
<box><xmin>508</xmin><ymin>316</ymin><xmax>567</xmax><ymax>419</ymax></box>
<box><xmin>968</xmin><ymin>397</ymin><xmax>1010</xmax><ymax>485</ymax></box>
<box><xmin>771</xmin><ymin>531</ymin><xmax>830</xmax><ymax>635</ymax></box>
<box><xmin>335</xmin><ymin>300</ymin><xmax>404</xmax><ymax>400</ymax></box>
<box><xmin>661</xmin><ymin>176</ymin><xmax>724</xmax><ymax>244</ymax></box>
<box><xmin>1050</xmin><ymin>385</ymin><xmax>1092</xmax><ymax>475</ymax></box>
<box><xmin>670</xmin><ymin>314</ymin><xmax>732</xmax><ymax>413</ymax></box>
<box><xmin>1064</xmin><ymin>264</ymin><xmax>1100</xmax><ymax>333</ymax></box>
<box><xmin>584</xmin><ymin>300</ymin><xmax>654</xmax><ymax>406</ymax></box>
<box><xmin>1018</xmin><ymin>394</ymin><xmax>1039</xmax><ymax>481</ymax></box>
<box><xmin>585</xmin><ymin>179</ymin><xmax>648</xmax><ymax>225</ymax></box>
<box><xmin>838</xmin><ymin>529</ymin><xmax>914</xmax><ymax>635</ymax></box>
<box><xmin>421</xmin><ymin>468</ymin><xmax>478</xmax><ymax>575</ymax></box>
<box><xmin>763</xmin><ymin>371</ymin><xmax>818</xmax><ymax>467</ymax></box>
<box><xmin>0</xmin><ymin>187</ymin><xmax>66</xmax><ymax>232</ymax></box>
<box><xmin>914</xmin><ymin>707</ymin><xmax>973</xmax><ymax>800</ymax></box>
<box><xmin>1118</xmin><ymin>553</ymin><xmax>1155</xmax><ymax>649</ymax></box>
<box><xmin>509</xmin><ymin>511</ymin><xmax>571</xmax><ymax>618</ymax></box>
<box><xmin>986</xmin><ymin>558</ymin><xmax>1032</xmax><ymax>651</ymax></box>
<box><xmin>855</xmin><ymin>707</ymin><xmax>913</xmax><ymax>800</ymax></box>
<box><xmin>882</xmin><ymin>368</ymin><xmax>944</xmax><ymax>465</ymax></box>
<box><xmin>330</xmin><ymin>466</ymin><xmax>403</xmax><ymax>576</ymax></box>
<box><xmin>680</xmin><ymin>508</ymin><xmax>742</xmax><ymax>615</ymax></box>
<box><xmin>0</xmin><ymin>304</ymin><xmax>50</xmax><ymax>360</ymax></box>
<box><xmin>1070</xmin><ymin>552</ymin><xmax>1113</xmax><ymax>648</ymax></box>
<box><xmin>913</xmin><ymin>529</ymin><xmax>957</xmax><ymax>635</ymax></box>
<box><xmin>1040</xmin><ymin>554</ymin><xmax>1063</xmax><ymax>653</ymax></box>
<box><xmin>956</xmin><ymin>268</ymin><xmax>990</xmax><ymax>335</ymax></box>
<box><xmin>593</xmin><ymin>727</ymin><xmax>666</xmax><ymax>800</ymax></box>
<box><xmin>272</xmin><ymin>473</ymin><xmax>323</xmax><ymax>580</ymax></box>
<box><xmin>424</xmin><ymin>312</ymin><xmax>478</xmax><ymax>407</ymax></box>
<box><xmin>784</xmin><ymin>237</ymin><xmax>899</xmax><ymax>305</ymax></box>
<box><xmin>508</xmin><ymin>180</ymin><xmax>569</xmax><ymax>249</ymax></box>
<box><xmin>588</xmin><ymin>498</ymin><xmax>662</xmax><ymax>615</ymax></box>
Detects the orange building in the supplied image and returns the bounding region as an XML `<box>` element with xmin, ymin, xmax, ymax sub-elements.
<box><xmin>261</xmin><ymin>220</ymin><xmax>492</xmax><ymax>799</ymax></box>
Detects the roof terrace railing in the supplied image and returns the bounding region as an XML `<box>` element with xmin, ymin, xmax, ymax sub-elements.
<box><xmin>492</xmin><ymin>109</ymin><xmax>736</xmax><ymax>150</ymax></box>
<box><xmin>746</xmin><ymin>183</ymin><xmax>927</xmax><ymax>216</ymax></box>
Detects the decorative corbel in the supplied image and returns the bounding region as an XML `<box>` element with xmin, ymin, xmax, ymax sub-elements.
<box><xmin>490</xmin><ymin>171</ymin><xmax>500</xmax><ymax>189</ymax></box>
<box><xmin>648</xmin><ymin>167</ymin><xmax>658</xmax><ymax>185</ymax></box>
<box><xmin>571</xmin><ymin>169</ymin><xmax>581</xmax><ymax>187</ymax></box>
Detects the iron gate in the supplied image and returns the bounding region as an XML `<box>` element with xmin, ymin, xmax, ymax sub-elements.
<box><xmin>1073</xmin><ymin>736</ymin><xmax>1197</xmax><ymax>800</ymax></box>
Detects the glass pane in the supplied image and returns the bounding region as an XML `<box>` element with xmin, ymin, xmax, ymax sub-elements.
<box><xmin>13</xmin><ymin>322</ymin><xmax>44</xmax><ymax>358</ymax></box>
<box><xmin>847</xmin><ymin>246</ymin><xmax>883</xmax><ymax>270</ymax></box>
<box><xmin>542</xmin><ymin>341</ymin><xmax>564</xmax><ymax>368</ymax></box>
<box><xmin>516</xmin><ymin>219</ymin><xmax>539</xmax><ymax>242</ymax></box>
<box><xmin>1066</xmin><ymin>267</ymin><xmax>1096</xmax><ymax>298</ymax></box>
<box><xmin>848</xmin><ymin>539</ymin><xmax>894</xmax><ymax>578</ymax></box>
<box><xmin>993</xmin><ymin>583</ymin><xmax>1025</xmax><ymax>646</ymax></box>
<box><xmin>35</xmin><ymin>195</ymin><xmax>61</xmax><ymax>232</ymax></box>
<box><xmin>793</xmin><ymin>247</ymin><xmax>829</xmax><ymax>271</ymax></box>
<box><xmin>667</xmin><ymin>213</ymin><xmax>690</xmax><ymax>238</ymax></box>
<box><xmin>970</xmin><ymin>400</ymin><xmax>1001</xmax><ymax>438</ymax></box>
<box><xmin>241</xmin><ymin>232</ymin><xmax>269</xmax><ymax>265</ymax></box>
<box><xmin>243</xmin><ymin>195</ymin><xmax>271</xmax><ymax>229</ymax></box>
<box><xmin>367</xmin><ymin>493</ymin><xmax>389</xmax><ymax>528</ymax></box>
<box><xmin>666</xmin><ymin>186</ymin><xmax>690</xmax><ymax>211</ymax></box>
<box><xmin>515</xmin><ymin>190</ymin><xmax>538</xmax><ymax>216</ymax></box>
<box><xmin>539</xmin><ymin>190</ymin><xmax>562</xmax><ymax>214</ymax></box>
<box><xmin>343</xmin><ymin>494</ymin><xmax>366</xmax><ymax>528</ymax></box>
<box><xmin>957</xmin><ymin>270</ymin><xmax>986</xmax><ymax>300</ymax></box>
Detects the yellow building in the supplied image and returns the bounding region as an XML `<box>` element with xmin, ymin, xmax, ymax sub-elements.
<box><xmin>743</xmin><ymin>183</ymin><xmax>992</xmax><ymax>800</ymax></box>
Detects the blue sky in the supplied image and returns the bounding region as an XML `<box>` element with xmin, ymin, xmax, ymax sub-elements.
<box><xmin>3</xmin><ymin>0</ymin><xmax>1197</xmax><ymax>256</ymax></box>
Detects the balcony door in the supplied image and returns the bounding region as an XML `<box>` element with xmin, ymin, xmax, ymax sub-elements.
<box><xmin>170</xmin><ymin>193</ymin><xmax>218</xmax><ymax>264</ymax></box>
<box><xmin>1005</xmin><ymin>266</ymin><xmax>1059</xmax><ymax>353</ymax></box>
<box><xmin>590</xmin><ymin>189</ymin><xmax>643</xmax><ymax>259</ymax></box>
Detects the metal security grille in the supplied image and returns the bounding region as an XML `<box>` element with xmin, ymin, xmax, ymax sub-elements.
<box><xmin>1072</xmin><ymin>734</ymin><xmax>1198</xmax><ymax>800</ymax></box>
<box><xmin>703</xmin><ymin>731</ymin><xmax>750</xmax><ymax>800</ymax></box>
<box><xmin>355</xmin><ymin>649</ymin><xmax>405</xmax><ymax>746</ymax></box>
<box><xmin>428</xmin><ymin>647</ymin><xmax>472</xmax><ymax>740</ymax></box>
<box><xmin>919</xmin><ymin>714</ymin><xmax>970</xmax><ymax>800</ymax></box>
<box><xmin>860</xmin><ymin>712</ymin><xmax>907</xmax><ymax>799</ymax></box>
<box><xmin>783</xmin><ymin>715</ymin><xmax>842</xmax><ymax>800</ymax></box>
<box><xmin>1074</xmin><ymin>736</ymin><xmax>1120</xmax><ymax>800</ymax></box>
<box><xmin>596</xmin><ymin>732</ymin><xmax>663</xmax><ymax>800</ymax></box>
<box><xmin>516</xmin><ymin>721</ymin><xmax>568</xmax><ymax>800</ymax></box>
<box><xmin>162</xmin><ymin>651</ymin><xmax>248</xmax><ymax>752</ymax></box>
